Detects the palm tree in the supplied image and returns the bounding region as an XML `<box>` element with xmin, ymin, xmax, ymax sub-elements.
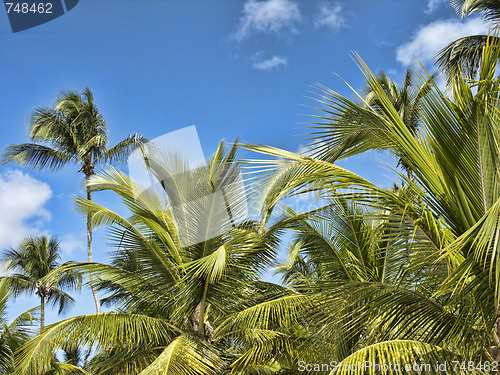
<box><xmin>2</xmin><ymin>236</ymin><xmax>80</xmax><ymax>329</ymax></box>
<box><xmin>13</xmin><ymin>142</ymin><xmax>292</xmax><ymax>374</ymax></box>
<box><xmin>1</xmin><ymin>87</ymin><xmax>147</xmax><ymax>313</ymax></box>
<box><xmin>241</xmin><ymin>39</ymin><xmax>500</xmax><ymax>372</ymax></box>
<box><xmin>436</xmin><ymin>0</ymin><xmax>500</xmax><ymax>82</ymax></box>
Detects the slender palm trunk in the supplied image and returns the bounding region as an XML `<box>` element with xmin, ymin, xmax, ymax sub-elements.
<box><xmin>198</xmin><ymin>280</ymin><xmax>209</xmax><ymax>338</ymax></box>
<box><xmin>40</xmin><ymin>295</ymin><xmax>45</xmax><ymax>329</ymax></box>
<box><xmin>86</xmin><ymin>174</ymin><xmax>101</xmax><ymax>313</ymax></box>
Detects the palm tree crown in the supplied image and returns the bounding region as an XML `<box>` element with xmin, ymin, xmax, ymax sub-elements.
<box><xmin>2</xmin><ymin>88</ymin><xmax>145</xmax><ymax>175</ymax></box>
<box><xmin>2</xmin><ymin>236</ymin><xmax>80</xmax><ymax>328</ymax></box>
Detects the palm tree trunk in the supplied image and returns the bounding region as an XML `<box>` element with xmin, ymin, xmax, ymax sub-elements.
<box><xmin>86</xmin><ymin>174</ymin><xmax>101</xmax><ymax>313</ymax></box>
<box><xmin>198</xmin><ymin>280</ymin><xmax>209</xmax><ymax>338</ymax></box>
<box><xmin>40</xmin><ymin>295</ymin><xmax>45</xmax><ymax>329</ymax></box>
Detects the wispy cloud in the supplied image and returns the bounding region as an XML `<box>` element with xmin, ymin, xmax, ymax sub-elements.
<box><xmin>425</xmin><ymin>0</ymin><xmax>442</xmax><ymax>14</ymax></box>
<box><xmin>59</xmin><ymin>234</ymin><xmax>85</xmax><ymax>256</ymax></box>
<box><xmin>252</xmin><ymin>55</ymin><xmax>287</xmax><ymax>70</ymax></box>
<box><xmin>315</xmin><ymin>3</ymin><xmax>344</xmax><ymax>30</ymax></box>
<box><xmin>0</xmin><ymin>170</ymin><xmax>52</xmax><ymax>248</ymax></box>
<box><xmin>396</xmin><ymin>17</ymin><xmax>489</xmax><ymax>66</ymax></box>
<box><xmin>234</xmin><ymin>0</ymin><xmax>301</xmax><ymax>41</ymax></box>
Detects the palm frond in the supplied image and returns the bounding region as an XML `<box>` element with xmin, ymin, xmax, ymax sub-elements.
<box><xmin>330</xmin><ymin>340</ymin><xmax>465</xmax><ymax>375</ymax></box>
<box><xmin>139</xmin><ymin>335</ymin><xmax>222</xmax><ymax>375</ymax></box>
<box><xmin>14</xmin><ymin>313</ymin><xmax>180</xmax><ymax>375</ymax></box>
<box><xmin>1</xmin><ymin>143</ymin><xmax>74</xmax><ymax>171</ymax></box>
<box><xmin>96</xmin><ymin>133</ymin><xmax>148</xmax><ymax>165</ymax></box>
<box><xmin>449</xmin><ymin>0</ymin><xmax>500</xmax><ymax>21</ymax></box>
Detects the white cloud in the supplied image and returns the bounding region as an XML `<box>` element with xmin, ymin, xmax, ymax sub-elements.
<box><xmin>59</xmin><ymin>234</ymin><xmax>85</xmax><ymax>256</ymax></box>
<box><xmin>425</xmin><ymin>0</ymin><xmax>442</xmax><ymax>14</ymax></box>
<box><xmin>0</xmin><ymin>170</ymin><xmax>52</xmax><ymax>249</ymax></box>
<box><xmin>396</xmin><ymin>17</ymin><xmax>489</xmax><ymax>66</ymax></box>
<box><xmin>253</xmin><ymin>55</ymin><xmax>287</xmax><ymax>70</ymax></box>
<box><xmin>315</xmin><ymin>3</ymin><xmax>344</xmax><ymax>30</ymax></box>
<box><xmin>235</xmin><ymin>0</ymin><xmax>301</xmax><ymax>41</ymax></box>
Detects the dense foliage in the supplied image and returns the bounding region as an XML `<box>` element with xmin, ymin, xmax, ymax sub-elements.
<box><xmin>5</xmin><ymin>1</ymin><xmax>500</xmax><ymax>374</ymax></box>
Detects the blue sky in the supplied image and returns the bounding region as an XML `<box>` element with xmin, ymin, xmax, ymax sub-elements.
<box><xmin>0</xmin><ymin>0</ymin><xmax>491</xmax><ymax>324</ymax></box>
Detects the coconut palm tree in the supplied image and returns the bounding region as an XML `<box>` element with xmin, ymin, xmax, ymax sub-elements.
<box><xmin>241</xmin><ymin>38</ymin><xmax>500</xmax><ymax>372</ymax></box>
<box><xmin>1</xmin><ymin>88</ymin><xmax>147</xmax><ymax>313</ymax></box>
<box><xmin>12</xmin><ymin>141</ymin><xmax>293</xmax><ymax>375</ymax></box>
<box><xmin>1</xmin><ymin>236</ymin><xmax>80</xmax><ymax>329</ymax></box>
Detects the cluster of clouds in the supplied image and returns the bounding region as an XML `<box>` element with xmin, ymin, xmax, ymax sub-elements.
<box><xmin>59</xmin><ymin>233</ymin><xmax>85</xmax><ymax>256</ymax></box>
<box><xmin>234</xmin><ymin>0</ymin><xmax>490</xmax><ymax>73</ymax></box>
<box><xmin>235</xmin><ymin>0</ymin><xmax>344</xmax><ymax>41</ymax></box>
<box><xmin>234</xmin><ymin>0</ymin><xmax>302</xmax><ymax>41</ymax></box>
<box><xmin>234</xmin><ymin>0</ymin><xmax>345</xmax><ymax>71</ymax></box>
<box><xmin>0</xmin><ymin>170</ymin><xmax>52</xmax><ymax>249</ymax></box>
<box><xmin>399</xmin><ymin>0</ymin><xmax>488</xmax><ymax>68</ymax></box>
<box><xmin>396</xmin><ymin>17</ymin><xmax>489</xmax><ymax>66</ymax></box>
<box><xmin>0</xmin><ymin>169</ymin><xmax>84</xmax><ymax>259</ymax></box>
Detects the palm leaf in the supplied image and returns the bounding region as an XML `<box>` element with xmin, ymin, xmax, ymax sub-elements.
<box><xmin>1</xmin><ymin>143</ymin><xmax>74</xmax><ymax>171</ymax></box>
<box><xmin>139</xmin><ymin>335</ymin><xmax>222</xmax><ymax>375</ymax></box>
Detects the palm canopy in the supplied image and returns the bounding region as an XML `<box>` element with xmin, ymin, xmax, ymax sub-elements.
<box><xmin>268</xmin><ymin>198</ymin><xmax>455</xmax><ymax>368</ymax></box>
<box><xmin>1</xmin><ymin>236</ymin><xmax>80</xmax><ymax>328</ymax></box>
<box><xmin>2</xmin><ymin>88</ymin><xmax>146</xmax><ymax>174</ymax></box>
<box><xmin>13</xmin><ymin>141</ymin><xmax>298</xmax><ymax>375</ymax></box>
<box><xmin>275</xmin><ymin>199</ymin><xmax>437</xmax><ymax>287</ymax></box>
<box><xmin>241</xmin><ymin>39</ymin><xmax>500</xmax><ymax>372</ymax></box>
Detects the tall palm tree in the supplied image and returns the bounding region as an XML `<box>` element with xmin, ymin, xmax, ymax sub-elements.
<box><xmin>242</xmin><ymin>39</ymin><xmax>500</xmax><ymax>372</ymax></box>
<box><xmin>2</xmin><ymin>236</ymin><xmax>80</xmax><ymax>329</ymax></box>
<box><xmin>1</xmin><ymin>88</ymin><xmax>147</xmax><ymax>313</ymax></box>
<box><xmin>13</xmin><ymin>142</ymin><xmax>291</xmax><ymax>375</ymax></box>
